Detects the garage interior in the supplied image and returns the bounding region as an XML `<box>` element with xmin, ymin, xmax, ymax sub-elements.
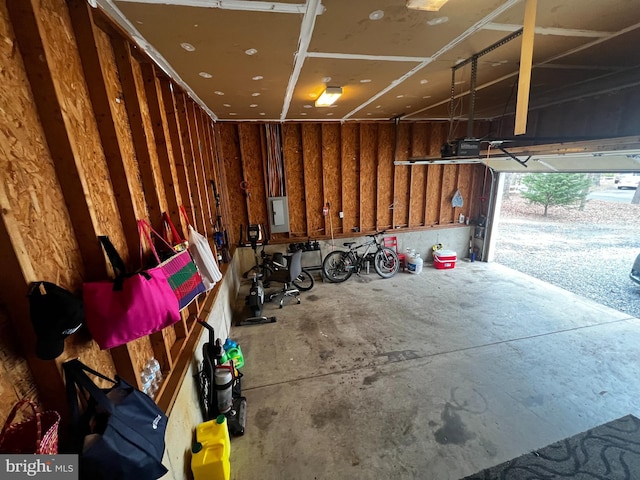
<box><xmin>0</xmin><ymin>0</ymin><xmax>639</xmax><ymax>479</ymax></box>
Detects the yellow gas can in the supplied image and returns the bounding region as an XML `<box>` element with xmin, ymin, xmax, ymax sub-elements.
<box><xmin>191</xmin><ymin>415</ymin><xmax>230</xmax><ymax>480</ymax></box>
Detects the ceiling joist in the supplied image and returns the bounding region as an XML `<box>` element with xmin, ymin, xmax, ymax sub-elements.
<box><xmin>113</xmin><ymin>0</ymin><xmax>323</xmax><ymax>15</ymax></box>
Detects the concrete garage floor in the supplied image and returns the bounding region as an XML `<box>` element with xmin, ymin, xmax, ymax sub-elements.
<box><xmin>228</xmin><ymin>261</ymin><xmax>640</xmax><ymax>480</ymax></box>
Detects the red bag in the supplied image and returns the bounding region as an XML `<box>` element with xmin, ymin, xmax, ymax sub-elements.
<box><xmin>0</xmin><ymin>400</ymin><xmax>60</xmax><ymax>454</ymax></box>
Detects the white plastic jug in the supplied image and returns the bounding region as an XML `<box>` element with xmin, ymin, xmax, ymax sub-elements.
<box><xmin>407</xmin><ymin>253</ymin><xmax>423</xmax><ymax>274</ymax></box>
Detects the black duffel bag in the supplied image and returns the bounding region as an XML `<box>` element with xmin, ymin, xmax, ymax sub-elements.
<box><xmin>63</xmin><ymin>359</ymin><xmax>168</xmax><ymax>480</ymax></box>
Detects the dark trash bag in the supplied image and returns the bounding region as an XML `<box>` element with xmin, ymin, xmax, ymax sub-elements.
<box><xmin>63</xmin><ymin>359</ymin><xmax>168</xmax><ymax>480</ymax></box>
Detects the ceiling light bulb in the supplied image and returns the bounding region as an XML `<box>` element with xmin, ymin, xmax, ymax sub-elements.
<box><xmin>180</xmin><ymin>42</ymin><xmax>195</xmax><ymax>51</ymax></box>
<box><xmin>245</xmin><ymin>48</ymin><xmax>258</xmax><ymax>55</ymax></box>
<box><xmin>252</xmin><ymin>75</ymin><xmax>264</xmax><ymax>80</ymax></box>
<box><xmin>360</xmin><ymin>79</ymin><xmax>372</xmax><ymax>83</ymax></box>
<box><xmin>322</xmin><ymin>76</ymin><xmax>332</xmax><ymax>83</ymax></box>
<box><xmin>315</xmin><ymin>86</ymin><xmax>342</xmax><ymax>107</ymax></box>
<box><xmin>199</xmin><ymin>72</ymin><xmax>212</xmax><ymax>78</ymax></box>
<box><xmin>223</xmin><ymin>103</ymin><xmax>231</xmax><ymax>107</ymax></box>
<box><xmin>214</xmin><ymin>91</ymin><xmax>225</xmax><ymax>95</ymax></box>
<box><xmin>252</xmin><ymin>92</ymin><xmax>261</xmax><ymax>97</ymax></box>
<box><xmin>250</xmin><ymin>104</ymin><xmax>258</xmax><ymax>107</ymax></box>
<box><xmin>369</xmin><ymin>10</ymin><xmax>384</xmax><ymax>20</ymax></box>
<box><xmin>420</xmin><ymin>79</ymin><xmax>429</xmax><ymax>84</ymax></box>
<box><xmin>407</xmin><ymin>0</ymin><xmax>450</xmax><ymax>12</ymax></box>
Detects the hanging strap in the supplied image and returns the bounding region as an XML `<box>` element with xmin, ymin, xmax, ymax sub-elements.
<box><xmin>98</xmin><ymin>236</ymin><xmax>127</xmax><ymax>278</ymax></box>
<box><xmin>0</xmin><ymin>400</ymin><xmax>43</xmax><ymax>450</ymax></box>
<box><xmin>138</xmin><ymin>219</ymin><xmax>176</xmax><ymax>265</ymax></box>
<box><xmin>162</xmin><ymin>212</ymin><xmax>185</xmax><ymax>246</ymax></box>
<box><xmin>179</xmin><ymin>205</ymin><xmax>191</xmax><ymax>228</ymax></box>
<box><xmin>62</xmin><ymin>359</ymin><xmax>161</xmax><ymax>460</ymax></box>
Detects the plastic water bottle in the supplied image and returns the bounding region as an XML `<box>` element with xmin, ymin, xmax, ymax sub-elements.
<box><xmin>149</xmin><ymin>357</ymin><xmax>163</xmax><ymax>385</ymax></box>
<box><xmin>140</xmin><ymin>367</ymin><xmax>154</xmax><ymax>398</ymax></box>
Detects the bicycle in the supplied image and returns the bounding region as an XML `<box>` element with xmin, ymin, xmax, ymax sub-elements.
<box><xmin>322</xmin><ymin>231</ymin><xmax>400</xmax><ymax>283</ymax></box>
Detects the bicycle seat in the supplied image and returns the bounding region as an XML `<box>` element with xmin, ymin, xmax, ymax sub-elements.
<box><xmin>343</xmin><ymin>242</ymin><xmax>356</xmax><ymax>247</ymax></box>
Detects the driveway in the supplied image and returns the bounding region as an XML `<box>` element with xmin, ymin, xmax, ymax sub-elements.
<box><xmin>494</xmin><ymin>196</ymin><xmax>640</xmax><ymax>319</ymax></box>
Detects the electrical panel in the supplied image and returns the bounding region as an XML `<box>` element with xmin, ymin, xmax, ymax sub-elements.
<box><xmin>267</xmin><ymin>196</ymin><xmax>290</xmax><ymax>233</ymax></box>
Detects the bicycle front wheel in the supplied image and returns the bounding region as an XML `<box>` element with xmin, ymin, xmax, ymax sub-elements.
<box><xmin>292</xmin><ymin>269</ymin><xmax>315</xmax><ymax>291</ymax></box>
<box><xmin>374</xmin><ymin>247</ymin><xmax>400</xmax><ymax>278</ymax></box>
<box><xmin>322</xmin><ymin>251</ymin><xmax>353</xmax><ymax>283</ymax></box>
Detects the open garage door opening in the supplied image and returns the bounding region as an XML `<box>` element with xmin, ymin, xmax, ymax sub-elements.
<box><xmin>488</xmin><ymin>171</ymin><xmax>640</xmax><ymax>319</ymax></box>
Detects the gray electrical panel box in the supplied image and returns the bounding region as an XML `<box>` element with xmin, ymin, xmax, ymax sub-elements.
<box><xmin>267</xmin><ymin>196</ymin><xmax>290</xmax><ymax>233</ymax></box>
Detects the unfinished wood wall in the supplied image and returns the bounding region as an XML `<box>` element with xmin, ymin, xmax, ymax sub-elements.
<box><xmin>0</xmin><ymin>0</ymin><xmax>229</xmax><ymax>421</ymax></box>
<box><xmin>0</xmin><ymin>0</ymin><xmax>491</xmax><ymax>425</ymax></box>
<box><xmin>218</xmin><ymin>120</ymin><xmax>491</xmax><ymax>245</ymax></box>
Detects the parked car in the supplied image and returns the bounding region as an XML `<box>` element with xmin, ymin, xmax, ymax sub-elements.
<box><xmin>631</xmin><ymin>253</ymin><xmax>640</xmax><ymax>285</ymax></box>
<box><xmin>617</xmin><ymin>174</ymin><xmax>640</xmax><ymax>190</ymax></box>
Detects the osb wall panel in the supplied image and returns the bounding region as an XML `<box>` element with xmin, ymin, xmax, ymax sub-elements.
<box><xmin>340</xmin><ymin>124</ymin><xmax>359</xmax><ymax>234</ymax></box>
<box><xmin>301</xmin><ymin>124</ymin><xmax>324</xmax><ymax>236</ymax></box>
<box><xmin>131</xmin><ymin>55</ymin><xmax>169</xmax><ymax>224</ymax></box>
<box><xmin>191</xmin><ymin>105</ymin><xmax>214</xmax><ymax>232</ymax></box>
<box><xmin>217</xmin><ymin>123</ymin><xmax>247</xmax><ymax>244</ymax></box>
<box><xmin>210</xmin><ymin>125</ymin><xmax>234</xmax><ymax>237</ymax></box>
<box><xmin>162</xmin><ymin>81</ymin><xmax>192</xmax><ymax>232</ymax></box>
<box><xmin>216</xmin><ymin>120</ymin><xmax>494</xmax><ymax>239</ymax></box>
<box><xmin>187</xmin><ymin>101</ymin><xmax>213</xmax><ymax>234</ymax></box>
<box><xmin>198</xmin><ymin>110</ymin><xmax>218</xmax><ymax>231</ymax></box>
<box><xmin>175</xmin><ymin>93</ymin><xmax>206</xmax><ymax>232</ymax></box>
<box><xmin>1</xmin><ymin>0</ymin><xmax>232</xmax><ymax>424</ymax></box>
<box><xmin>439</xmin><ymin>165</ymin><xmax>457</xmax><ymax>224</ymax></box>
<box><xmin>359</xmin><ymin>124</ymin><xmax>377</xmax><ymax>232</ymax></box>
<box><xmin>457</xmin><ymin>164</ymin><xmax>473</xmax><ymax>222</ymax></box>
<box><xmin>93</xmin><ymin>26</ymin><xmax>148</xmax><ymax>257</ymax></box>
<box><xmin>0</xmin><ymin>308</ymin><xmax>37</xmax><ymax>423</ymax></box>
<box><xmin>34</xmin><ymin>0</ymin><xmax>127</xmax><ymax>262</ymax></box>
<box><xmin>239</xmin><ymin>123</ymin><xmax>268</xmax><ymax>226</ymax></box>
<box><xmin>376</xmin><ymin>123</ymin><xmax>394</xmax><ymax>230</ymax></box>
<box><xmin>392</xmin><ymin>123</ymin><xmax>410</xmax><ymax>228</ymax></box>
<box><xmin>408</xmin><ymin>123</ymin><xmax>428</xmax><ymax>228</ymax></box>
<box><xmin>425</xmin><ymin>164</ymin><xmax>442</xmax><ymax>226</ymax></box>
<box><xmin>321</xmin><ymin>124</ymin><xmax>342</xmax><ymax>236</ymax></box>
<box><xmin>429</xmin><ymin>122</ymin><xmax>448</xmax><ymax>156</ymax></box>
<box><xmin>141</xmin><ymin>63</ymin><xmax>183</xmax><ymax>231</ymax></box>
<box><xmin>282</xmin><ymin>123</ymin><xmax>307</xmax><ymax>238</ymax></box>
<box><xmin>0</xmin><ymin>10</ymin><xmax>84</xmax><ymax>292</ymax></box>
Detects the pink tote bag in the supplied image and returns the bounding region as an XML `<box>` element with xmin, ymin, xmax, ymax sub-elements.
<box><xmin>83</xmin><ymin>236</ymin><xmax>180</xmax><ymax>350</ymax></box>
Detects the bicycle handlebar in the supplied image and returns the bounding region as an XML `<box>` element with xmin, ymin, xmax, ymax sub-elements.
<box><xmin>366</xmin><ymin>230</ymin><xmax>387</xmax><ymax>238</ymax></box>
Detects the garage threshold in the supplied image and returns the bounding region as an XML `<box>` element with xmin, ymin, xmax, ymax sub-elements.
<box><xmin>228</xmin><ymin>262</ymin><xmax>640</xmax><ymax>480</ymax></box>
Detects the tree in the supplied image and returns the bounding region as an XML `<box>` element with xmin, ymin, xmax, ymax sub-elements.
<box><xmin>521</xmin><ymin>173</ymin><xmax>592</xmax><ymax>216</ymax></box>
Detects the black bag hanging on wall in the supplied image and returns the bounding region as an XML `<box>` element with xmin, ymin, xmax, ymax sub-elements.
<box><xmin>63</xmin><ymin>359</ymin><xmax>168</xmax><ymax>480</ymax></box>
